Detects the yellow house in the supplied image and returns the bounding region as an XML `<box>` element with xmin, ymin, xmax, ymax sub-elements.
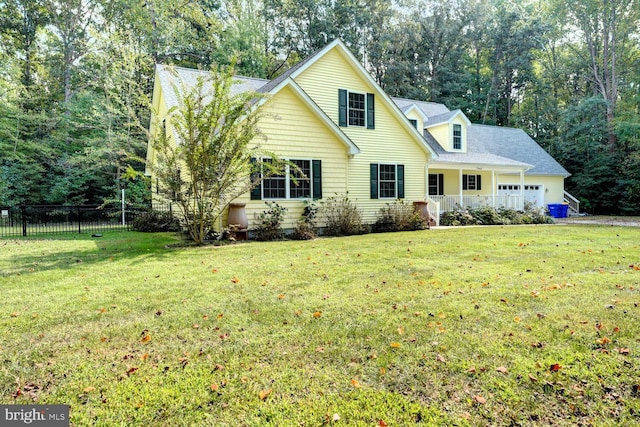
<box><xmin>393</xmin><ymin>98</ymin><xmax>574</xmax><ymax>219</ymax></box>
<box><xmin>147</xmin><ymin>39</ymin><xmax>574</xmax><ymax>230</ymax></box>
<box><xmin>147</xmin><ymin>39</ymin><xmax>437</xmax><ymax>230</ymax></box>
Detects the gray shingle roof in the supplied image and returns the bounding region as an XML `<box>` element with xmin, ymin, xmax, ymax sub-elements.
<box><xmin>156</xmin><ymin>64</ymin><xmax>268</xmax><ymax>109</ymax></box>
<box><xmin>391</xmin><ymin>97</ymin><xmax>569</xmax><ymax>176</ymax></box>
<box><xmin>470</xmin><ymin>124</ymin><xmax>570</xmax><ymax>176</ymax></box>
<box><xmin>392</xmin><ymin>97</ymin><xmax>451</xmax><ymax>117</ymax></box>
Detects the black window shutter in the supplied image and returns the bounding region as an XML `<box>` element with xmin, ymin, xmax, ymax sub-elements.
<box><xmin>366</xmin><ymin>93</ymin><xmax>375</xmax><ymax>129</ymax></box>
<box><xmin>370</xmin><ymin>163</ymin><xmax>378</xmax><ymax>199</ymax></box>
<box><xmin>462</xmin><ymin>174</ymin><xmax>468</xmax><ymax>190</ymax></box>
<box><xmin>312</xmin><ymin>160</ymin><xmax>322</xmax><ymax>199</ymax></box>
<box><xmin>477</xmin><ymin>175</ymin><xmax>482</xmax><ymax>190</ymax></box>
<box><xmin>438</xmin><ymin>174</ymin><xmax>444</xmax><ymax>195</ymax></box>
<box><xmin>397</xmin><ymin>165</ymin><xmax>404</xmax><ymax>199</ymax></box>
<box><xmin>338</xmin><ymin>89</ymin><xmax>347</xmax><ymax>127</ymax></box>
<box><xmin>250</xmin><ymin>157</ymin><xmax>262</xmax><ymax>200</ymax></box>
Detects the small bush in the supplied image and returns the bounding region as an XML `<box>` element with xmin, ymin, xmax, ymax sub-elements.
<box><xmin>372</xmin><ymin>201</ymin><xmax>427</xmax><ymax>232</ymax></box>
<box><xmin>291</xmin><ymin>201</ymin><xmax>318</xmax><ymax>240</ymax></box>
<box><xmin>131</xmin><ymin>210</ymin><xmax>181</xmax><ymax>232</ymax></box>
<box><xmin>469</xmin><ymin>205</ymin><xmax>504</xmax><ymax>225</ymax></box>
<box><xmin>440</xmin><ymin>208</ymin><xmax>477</xmax><ymax>226</ymax></box>
<box><xmin>522</xmin><ymin>203</ymin><xmax>554</xmax><ymax>224</ymax></box>
<box><xmin>322</xmin><ymin>194</ymin><xmax>367</xmax><ymax>236</ymax></box>
<box><xmin>253</xmin><ymin>201</ymin><xmax>288</xmax><ymax>241</ymax></box>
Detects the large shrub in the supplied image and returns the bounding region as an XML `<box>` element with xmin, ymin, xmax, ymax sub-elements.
<box><xmin>440</xmin><ymin>208</ymin><xmax>478</xmax><ymax>226</ymax></box>
<box><xmin>440</xmin><ymin>204</ymin><xmax>554</xmax><ymax>226</ymax></box>
<box><xmin>131</xmin><ymin>210</ymin><xmax>181</xmax><ymax>232</ymax></box>
<box><xmin>372</xmin><ymin>201</ymin><xmax>427</xmax><ymax>232</ymax></box>
<box><xmin>321</xmin><ymin>194</ymin><xmax>367</xmax><ymax>236</ymax></box>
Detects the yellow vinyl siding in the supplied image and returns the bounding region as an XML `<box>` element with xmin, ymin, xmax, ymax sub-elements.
<box><xmin>531</xmin><ymin>176</ymin><xmax>565</xmax><ymax>205</ymax></box>
<box><xmin>427</xmin><ymin>116</ymin><xmax>468</xmax><ymax>153</ymax></box>
<box><xmin>233</xmin><ymin>85</ymin><xmax>350</xmax><ymax>230</ymax></box>
<box><xmin>405</xmin><ymin>110</ymin><xmax>423</xmax><ymax>130</ymax></box>
<box><xmin>294</xmin><ymin>46</ymin><xmax>430</xmax><ymax>223</ymax></box>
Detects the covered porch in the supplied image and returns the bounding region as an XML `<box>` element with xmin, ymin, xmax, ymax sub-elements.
<box><xmin>425</xmin><ymin>160</ymin><xmax>532</xmax><ymax>215</ymax></box>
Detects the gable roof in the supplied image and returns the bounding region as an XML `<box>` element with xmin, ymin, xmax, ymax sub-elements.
<box><xmin>399</xmin><ymin>103</ymin><xmax>429</xmax><ymax>122</ymax></box>
<box><xmin>390</xmin><ymin>96</ymin><xmax>569</xmax><ymax>175</ymax></box>
<box><xmin>471</xmin><ymin>125</ymin><xmax>570</xmax><ymax>176</ymax></box>
<box><xmin>155</xmin><ymin>64</ymin><xmax>269</xmax><ymax>109</ymax></box>
<box><xmin>259</xmin><ymin>39</ymin><xmax>437</xmax><ymax>158</ymax></box>
<box><xmin>422</xmin><ymin>130</ymin><xmax>532</xmax><ymax>169</ymax></box>
<box><xmin>392</xmin><ymin>97</ymin><xmax>450</xmax><ymax>117</ymax></box>
<box><xmin>423</xmin><ymin>109</ymin><xmax>472</xmax><ymax>127</ymax></box>
<box><xmin>154</xmin><ymin>64</ymin><xmax>360</xmax><ymax>156</ymax></box>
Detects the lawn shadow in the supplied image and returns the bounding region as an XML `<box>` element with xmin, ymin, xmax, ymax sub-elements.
<box><xmin>1</xmin><ymin>232</ymin><xmax>183</xmax><ymax>276</ymax></box>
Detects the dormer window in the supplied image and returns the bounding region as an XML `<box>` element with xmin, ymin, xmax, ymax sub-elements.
<box><xmin>339</xmin><ymin>89</ymin><xmax>375</xmax><ymax>129</ymax></box>
<box><xmin>453</xmin><ymin>124</ymin><xmax>462</xmax><ymax>150</ymax></box>
<box><xmin>409</xmin><ymin>119</ymin><xmax>418</xmax><ymax>129</ymax></box>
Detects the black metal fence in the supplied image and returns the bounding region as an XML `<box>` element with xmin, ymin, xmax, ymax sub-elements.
<box><xmin>0</xmin><ymin>204</ymin><xmax>172</xmax><ymax>238</ymax></box>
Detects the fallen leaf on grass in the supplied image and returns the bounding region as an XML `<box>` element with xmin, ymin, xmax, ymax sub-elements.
<box><xmin>83</xmin><ymin>386</ymin><xmax>96</xmax><ymax>393</ymax></box>
<box><xmin>474</xmin><ymin>395</ymin><xmax>486</xmax><ymax>404</ymax></box>
<box><xmin>378</xmin><ymin>420</ymin><xmax>388</xmax><ymax>427</ymax></box>
<box><xmin>231</xmin><ymin>276</ymin><xmax>240</xmax><ymax>283</ymax></box>
<box><xmin>312</xmin><ymin>311</ymin><xmax>322</xmax><ymax>318</ymax></box>
<box><xmin>141</xmin><ymin>335</ymin><xmax>151</xmax><ymax>343</ymax></box>
<box><xmin>550</xmin><ymin>363</ymin><xmax>562</xmax><ymax>372</ymax></box>
<box><xmin>390</xmin><ymin>342</ymin><xmax>401</xmax><ymax>348</ymax></box>
<box><xmin>126</xmin><ymin>367</ymin><xmax>139</xmax><ymax>376</ymax></box>
<box><xmin>618</xmin><ymin>348</ymin><xmax>630</xmax><ymax>355</ymax></box>
<box><xmin>528</xmin><ymin>374</ymin><xmax>538</xmax><ymax>382</ymax></box>
<box><xmin>350</xmin><ymin>378</ymin><xmax>361</xmax><ymax>388</ymax></box>
<box><xmin>595</xmin><ymin>337</ymin><xmax>611</xmax><ymax>345</ymax></box>
<box><xmin>496</xmin><ymin>366</ymin><xmax>508</xmax><ymax>374</ymax></box>
<box><xmin>258</xmin><ymin>388</ymin><xmax>272</xmax><ymax>400</ymax></box>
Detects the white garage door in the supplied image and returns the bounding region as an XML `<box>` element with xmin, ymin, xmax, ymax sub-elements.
<box><xmin>498</xmin><ymin>185</ymin><xmax>545</xmax><ymax>208</ymax></box>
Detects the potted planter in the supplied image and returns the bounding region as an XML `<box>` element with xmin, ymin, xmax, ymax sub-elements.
<box><xmin>227</xmin><ymin>203</ymin><xmax>248</xmax><ymax>239</ymax></box>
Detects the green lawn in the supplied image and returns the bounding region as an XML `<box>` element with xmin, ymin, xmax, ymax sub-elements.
<box><xmin>1</xmin><ymin>226</ymin><xmax>639</xmax><ymax>426</ymax></box>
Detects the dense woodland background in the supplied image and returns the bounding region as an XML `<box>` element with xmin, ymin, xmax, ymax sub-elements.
<box><xmin>1</xmin><ymin>0</ymin><xmax>639</xmax><ymax>214</ymax></box>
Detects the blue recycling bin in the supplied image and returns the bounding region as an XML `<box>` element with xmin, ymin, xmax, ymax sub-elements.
<box><xmin>559</xmin><ymin>204</ymin><xmax>569</xmax><ymax>218</ymax></box>
<box><xmin>548</xmin><ymin>204</ymin><xmax>568</xmax><ymax>218</ymax></box>
<box><xmin>547</xmin><ymin>203</ymin><xmax>562</xmax><ymax>218</ymax></box>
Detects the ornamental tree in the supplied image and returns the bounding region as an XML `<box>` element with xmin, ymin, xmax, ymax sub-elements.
<box><xmin>151</xmin><ymin>64</ymin><xmax>284</xmax><ymax>244</ymax></box>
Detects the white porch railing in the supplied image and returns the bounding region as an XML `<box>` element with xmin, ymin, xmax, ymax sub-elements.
<box><xmin>426</xmin><ymin>197</ymin><xmax>440</xmax><ymax>227</ymax></box>
<box><xmin>563</xmin><ymin>191</ymin><xmax>580</xmax><ymax>214</ymax></box>
<box><xmin>430</xmin><ymin>195</ymin><xmax>523</xmax><ymax>212</ymax></box>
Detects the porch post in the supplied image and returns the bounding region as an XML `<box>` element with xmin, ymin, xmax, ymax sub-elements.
<box><xmin>425</xmin><ymin>164</ymin><xmax>429</xmax><ymax>199</ymax></box>
<box><xmin>492</xmin><ymin>170</ymin><xmax>496</xmax><ymax>208</ymax></box>
<box><xmin>459</xmin><ymin>168</ymin><xmax>463</xmax><ymax>207</ymax></box>
<box><xmin>519</xmin><ymin>170</ymin><xmax>525</xmax><ymax>210</ymax></box>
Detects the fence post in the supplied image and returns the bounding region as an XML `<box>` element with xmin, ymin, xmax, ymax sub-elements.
<box><xmin>21</xmin><ymin>204</ymin><xmax>27</xmax><ymax>237</ymax></box>
<box><xmin>77</xmin><ymin>206</ymin><xmax>81</xmax><ymax>234</ymax></box>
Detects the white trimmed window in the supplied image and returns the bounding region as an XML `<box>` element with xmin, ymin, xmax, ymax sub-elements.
<box><xmin>252</xmin><ymin>159</ymin><xmax>322</xmax><ymax>200</ymax></box>
<box><xmin>453</xmin><ymin>124</ymin><xmax>462</xmax><ymax>150</ymax></box>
